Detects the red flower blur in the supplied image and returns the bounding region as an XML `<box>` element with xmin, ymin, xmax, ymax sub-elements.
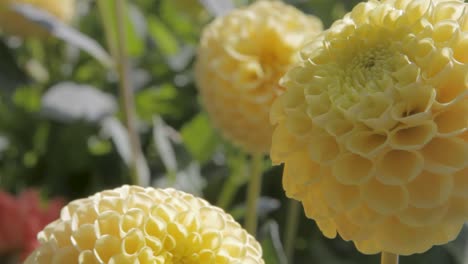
<box><xmin>0</xmin><ymin>189</ymin><xmax>64</xmax><ymax>261</ymax></box>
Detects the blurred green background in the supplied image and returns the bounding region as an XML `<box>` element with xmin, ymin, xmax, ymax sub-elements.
<box><xmin>0</xmin><ymin>0</ymin><xmax>466</xmax><ymax>263</ymax></box>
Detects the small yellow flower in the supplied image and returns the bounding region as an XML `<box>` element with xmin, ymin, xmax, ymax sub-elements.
<box><xmin>0</xmin><ymin>0</ymin><xmax>75</xmax><ymax>38</ymax></box>
<box><xmin>195</xmin><ymin>1</ymin><xmax>323</xmax><ymax>154</ymax></box>
<box><xmin>271</xmin><ymin>0</ymin><xmax>468</xmax><ymax>255</ymax></box>
<box><xmin>25</xmin><ymin>185</ymin><xmax>265</xmax><ymax>264</ymax></box>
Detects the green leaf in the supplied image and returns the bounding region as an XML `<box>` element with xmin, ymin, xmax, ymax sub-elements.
<box><xmin>147</xmin><ymin>16</ymin><xmax>179</xmax><ymax>56</ymax></box>
<box><xmin>125</xmin><ymin>5</ymin><xmax>146</xmax><ymax>57</ymax></box>
<box><xmin>32</xmin><ymin>122</ymin><xmax>50</xmax><ymax>155</ymax></box>
<box><xmin>159</xmin><ymin>0</ymin><xmax>197</xmax><ymax>42</ymax></box>
<box><xmin>136</xmin><ymin>84</ymin><xmax>183</xmax><ymax>120</ymax></box>
<box><xmin>180</xmin><ymin>113</ymin><xmax>219</xmax><ymax>164</ymax></box>
<box><xmin>13</xmin><ymin>86</ymin><xmax>41</xmax><ymax>112</ymax></box>
<box><xmin>87</xmin><ymin>135</ymin><xmax>112</xmax><ymax>156</ymax></box>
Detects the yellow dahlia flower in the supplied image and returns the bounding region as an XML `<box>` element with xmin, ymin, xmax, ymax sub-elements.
<box><xmin>195</xmin><ymin>1</ymin><xmax>323</xmax><ymax>154</ymax></box>
<box><xmin>0</xmin><ymin>0</ymin><xmax>75</xmax><ymax>38</ymax></box>
<box><xmin>172</xmin><ymin>0</ymin><xmax>206</xmax><ymax>21</ymax></box>
<box><xmin>25</xmin><ymin>185</ymin><xmax>265</xmax><ymax>264</ymax></box>
<box><xmin>271</xmin><ymin>0</ymin><xmax>468</xmax><ymax>255</ymax></box>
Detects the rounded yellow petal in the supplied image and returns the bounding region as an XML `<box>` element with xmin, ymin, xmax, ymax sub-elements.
<box><xmin>25</xmin><ymin>185</ymin><xmax>265</xmax><ymax>264</ymax></box>
<box><xmin>195</xmin><ymin>1</ymin><xmax>323</xmax><ymax>153</ymax></box>
<box><xmin>271</xmin><ymin>0</ymin><xmax>468</xmax><ymax>255</ymax></box>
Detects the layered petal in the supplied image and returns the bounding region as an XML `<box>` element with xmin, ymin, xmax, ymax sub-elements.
<box><xmin>195</xmin><ymin>1</ymin><xmax>323</xmax><ymax>153</ymax></box>
<box><xmin>25</xmin><ymin>185</ymin><xmax>265</xmax><ymax>264</ymax></box>
<box><xmin>271</xmin><ymin>0</ymin><xmax>468</xmax><ymax>255</ymax></box>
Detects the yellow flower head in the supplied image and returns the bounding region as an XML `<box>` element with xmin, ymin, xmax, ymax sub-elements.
<box><xmin>25</xmin><ymin>185</ymin><xmax>265</xmax><ymax>264</ymax></box>
<box><xmin>195</xmin><ymin>1</ymin><xmax>323</xmax><ymax>154</ymax></box>
<box><xmin>271</xmin><ymin>0</ymin><xmax>468</xmax><ymax>255</ymax></box>
<box><xmin>0</xmin><ymin>0</ymin><xmax>75</xmax><ymax>38</ymax></box>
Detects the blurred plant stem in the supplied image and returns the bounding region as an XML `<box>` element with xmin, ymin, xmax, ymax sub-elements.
<box><xmin>97</xmin><ymin>1</ymin><xmax>117</xmax><ymax>60</ymax></box>
<box><xmin>217</xmin><ymin>160</ymin><xmax>246</xmax><ymax>209</ymax></box>
<box><xmin>217</xmin><ymin>151</ymin><xmax>248</xmax><ymax>209</ymax></box>
<box><xmin>114</xmin><ymin>0</ymin><xmax>144</xmax><ymax>186</ymax></box>
<box><xmin>284</xmin><ymin>200</ymin><xmax>300</xmax><ymax>264</ymax></box>
<box><xmin>381</xmin><ymin>252</ymin><xmax>399</xmax><ymax>264</ymax></box>
<box><xmin>216</xmin><ymin>175</ymin><xmax>238</xmax><ymax>209</ymax></box>
<box><xmin>245</xmin><ymin>154</ymin><xmax>263</xmax><ymax>235</ymax></box>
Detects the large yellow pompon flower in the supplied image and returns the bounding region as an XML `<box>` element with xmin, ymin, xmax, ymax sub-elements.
<box><xmin>0</xmin><ymin>0</ymin><xmax>75</xmax><ymax>38</ymax></box>
<box><xmin>195</xmin><ymin>1</ymin><xmax>323</xmax><ymax>154</ymax></box>
<box><xmin>25</xmin><ymin>185</ymin><xmax>265</xmax><ymax>264</ymax></box>
<box><xmin>271</xmin><ymin>0</ymin><xmax>468</xmax><ymax>255</ymax></box>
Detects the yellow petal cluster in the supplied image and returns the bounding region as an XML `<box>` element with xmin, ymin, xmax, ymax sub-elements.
<box><xmin>25</xmin><ymin>185</ymin><xmax>264</xmax><ymax>264</ymax></box>
<box><xmin>271</xmin><ymin>0</ymin><xmax>468</xmax><ymax>255</ymax></box>
<box><xmin>0</xmin><ymin>0</ymin><xmax>75</xmax><ymax>38</ymax></box>
<box><xmin>195</xmin><ymin>1</ymin><xmax>323</xmax><ymax>154</ymax></box>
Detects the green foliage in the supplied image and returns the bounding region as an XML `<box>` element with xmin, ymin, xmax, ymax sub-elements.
<box><xmin>136</xmin><ymin>84</ymin><xmax>186</xmax><ymax>121</ymax></box>
<box><xmin>181</xmin><ymin>113</ymin><xmax>220</xmax><ymax>164</ymax></box>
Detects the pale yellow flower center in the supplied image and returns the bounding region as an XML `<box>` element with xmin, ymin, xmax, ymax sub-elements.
<box><xmin>350</xmin><ymin>47</ymin><xmax>393</xmax><ymax>78</ymax></box>
<box><xmin>330</xmin><ymin>46</ymin><xmax>399</xmax><ymax>109</ymax></box>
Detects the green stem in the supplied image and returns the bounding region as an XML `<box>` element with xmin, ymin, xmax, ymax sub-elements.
<box><xmin>217</xmin><ymin>166</ymin><xmax>244</xmax><ymax>209</ymax></box>
<box><xmin>97</xmin><ymin>1</ymin><xmax>118</xmax><ymax>60</ymax></box>
<box><xmin>381</xmin><ymin>252</ymin><xmax>399</xmax><ymax>264</ymax></box>
<box><xmin>284</xmin><ymin>200</ymin><xmax>300</xmax><ymax>264</ymax></box>
<box><xmin>114</xmin><ymin>0</ymin><xmax>143</xmax><ymax>185</ymax></box>
<box><xmin>217</xmin><ymin>153</ymin><xmax>248</xmax><ymax>209</ymax></box>
<box><xmin>245</xmin><ymin>154</ymin><xmax>264</xmax><ymax>235</ymax></box>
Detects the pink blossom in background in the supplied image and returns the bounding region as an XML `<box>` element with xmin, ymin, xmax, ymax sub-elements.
<box><xmin>0</xmin><ymin>189</ymin><xmax>65</xmax><ymax>261</ymax></box>
<box><xmin>0</xmin><ymin>191</ymin><xmax>23</xmax><ymax>254</ymax></box>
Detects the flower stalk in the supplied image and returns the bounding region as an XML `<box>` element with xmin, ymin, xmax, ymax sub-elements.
<box><xmin>381</xmin><ymin>252</ymin><xmax>399</xmax><ymax>264</ymax></box>
<box><xmin>217</xmin><ymin>151</ymin><xmax>249</xmax><ymax>209</ymax></box>
<box><xmin>284</xmin><ymin>200</ymin><xmax>301</xmax><ymax>263</ymax></box>
<box><xmin>114</xmin><ymin>0</ymin><xmax>144</xmax><ymax>185</ymax></box>
<box><xmin>217</xmin><ymin>173</ymin><xmax>242</xmax><ymax>209</ymax></box>
<box><xmin>245</xmin><ymin>154</ymin><xmax>263</xmax><ymax>235</ymax></box>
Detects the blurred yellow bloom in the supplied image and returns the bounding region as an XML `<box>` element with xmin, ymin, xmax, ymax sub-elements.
<box><xmin>271</xmin><ymin>0</ymin><xmax>468</xmax><ymax>255</ymax></box>
<box><xmin>0</xmin><ymin>0</ymin><xmax>75</xmax><ymax>38</ymax></box>
<box><xmin>25</xmin><ymin>185</ymin><xmax>265</xmax><ymax>264</ymax></box>
<box><xmin>195</xmin><ymin>1</ymin><xmax>323</xmax><ymax>154</ymax></box>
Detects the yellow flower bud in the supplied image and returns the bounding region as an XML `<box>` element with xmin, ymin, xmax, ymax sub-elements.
<box><xmin>25</xmin><ymin>185</ymin><xmax>265</xmax><ymax>264</ymax></box>
<box><xmin>0</xmin><ymin>0</ymin><xmax>75</xmax><ymax>38</ymax></box>
<box><xmin>271</xmin><ymin>0</ymin><xmax>468</xmax><ymax>255</ymax></box>
<box><xmin>195</xmin><ymin>1</ymin><xmax>323</xmax><ymax>154</ymax></box>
